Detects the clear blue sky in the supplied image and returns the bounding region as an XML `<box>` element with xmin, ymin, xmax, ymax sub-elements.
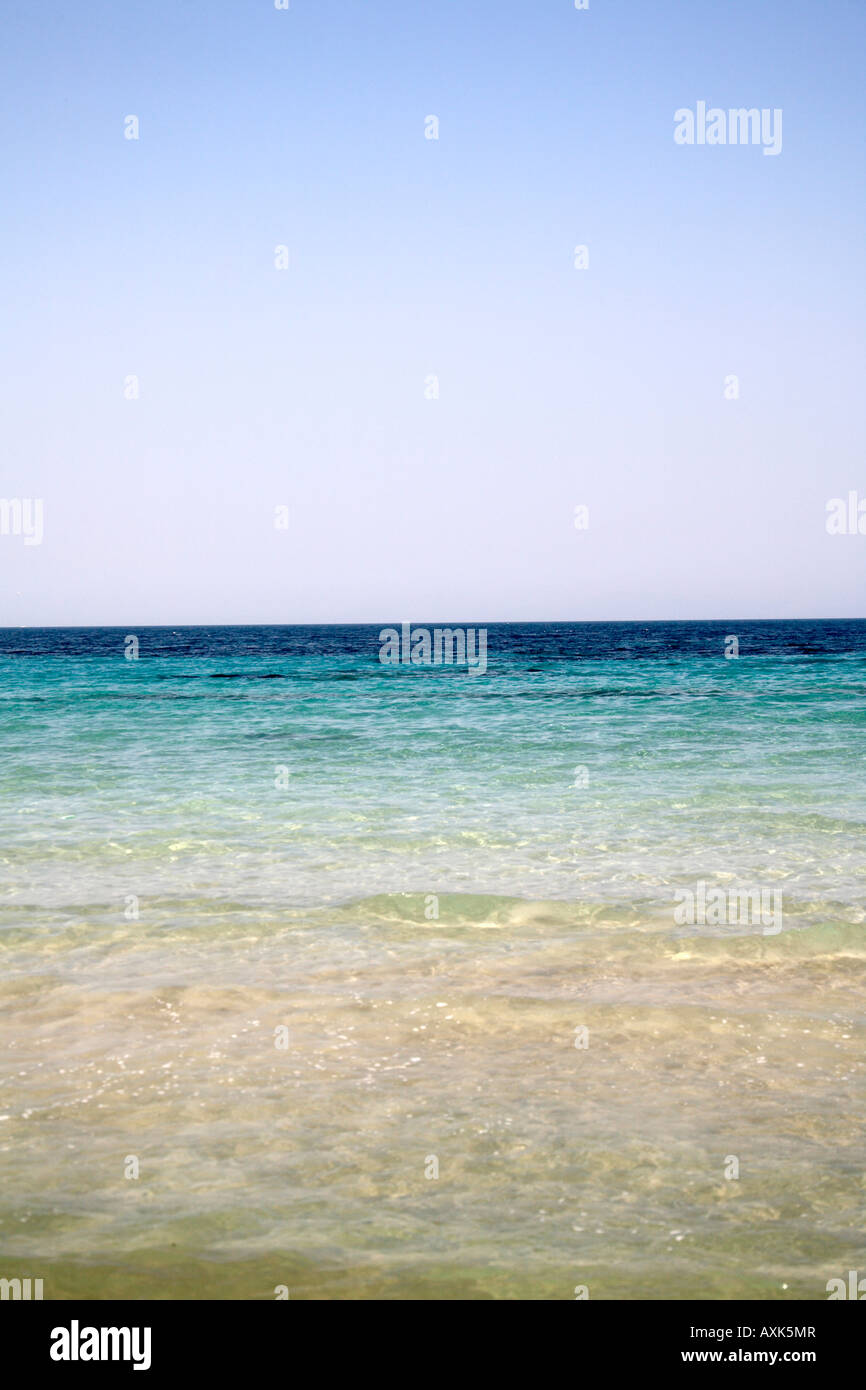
<box><xmin>1</xmin><ymin>0</ymin><xmax>864</xmax><ymax>623</ymax></box>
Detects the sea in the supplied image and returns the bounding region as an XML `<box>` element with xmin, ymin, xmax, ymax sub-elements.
<box><xmin>0</xmin><ymin>620</ymin><xmax>863</xmax><ymax>1299</ymax></box>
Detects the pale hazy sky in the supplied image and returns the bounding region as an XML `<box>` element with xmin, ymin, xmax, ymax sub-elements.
<box><xmin>1</xmin><ymin>0</ymin><xmax>864</xmax><ymax>624</ymax></box>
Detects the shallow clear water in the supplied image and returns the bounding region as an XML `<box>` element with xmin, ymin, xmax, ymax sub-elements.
<box><xmin>0</xmin><ymin>622</ymin><xmax>864</xmax><ymax>1298</ymax></box>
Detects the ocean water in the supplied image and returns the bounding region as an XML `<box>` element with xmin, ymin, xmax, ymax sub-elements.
<box><xmin>0</xmin><ymin>620</ymin><xmax>864</xmax><ymax>1300</ymax></box>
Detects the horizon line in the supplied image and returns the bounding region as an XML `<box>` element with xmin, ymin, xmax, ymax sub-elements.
<box><xmin>2</xmin><ymin>616</ymin><xmax>865</xmax><ymax>631</ymax></box>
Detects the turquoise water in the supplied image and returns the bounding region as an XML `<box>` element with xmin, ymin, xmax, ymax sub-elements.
<box><xmin>0</xmin><ymin>622</ymin><xmax>864</xmax><ymax>1298</ymax></box>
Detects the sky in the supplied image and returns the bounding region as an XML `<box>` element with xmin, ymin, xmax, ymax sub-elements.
<box><xmin>0</xmin><ymin>0</ymin><xmax>864</xmax><ymax>624</ymax></box>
